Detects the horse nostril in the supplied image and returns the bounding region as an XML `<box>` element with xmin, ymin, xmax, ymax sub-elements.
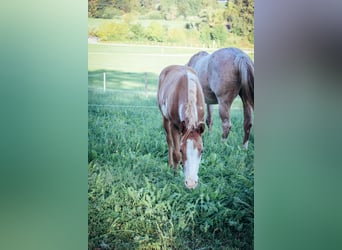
<box><xmin>185</xmin><ymin>178</ymin><xmax>198</xmax><ymax>189</ymax></box>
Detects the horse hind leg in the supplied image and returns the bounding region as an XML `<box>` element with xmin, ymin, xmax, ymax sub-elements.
<box><xmin>218</xmin><ymin>99</ymin><xmax>233</xmax><ymax>141</ymax></box>
<box><xmin>217</xmin><ymin>83</ymin><xmax>240</xmax><ymax>140</ymax></box>
<box><xmin>206</xmin><ymin>104</ymin><xmax>214</xmax><ymax>132</ymax></box>
<box><xmin>242</xmin><ymin>102</ymin><xmax>253</xmax><ymax>149</ymax></box>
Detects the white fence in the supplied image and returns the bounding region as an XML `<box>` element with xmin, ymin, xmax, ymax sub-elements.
<box><xmin>88</xmin><ymin>71</ymin><xmax>152</xmax><ymax>94</ymax></box>
<box><xmin>88</xmin><ymin>72</ymin><xmax>241</xmax><ymax>111</ymax></box>
<box><xmin>88</xmin><ymin>71</ymin><xmax>159</xmax><ymax>109</ymax></box>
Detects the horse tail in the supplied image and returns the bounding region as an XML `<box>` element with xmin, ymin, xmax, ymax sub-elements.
<box><xmin>234</xmin><ymin>53</ymin><xmax>254</xmax><ymax>109</ymax></box>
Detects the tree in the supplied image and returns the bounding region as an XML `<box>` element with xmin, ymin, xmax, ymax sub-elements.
<box><xmin>112</xmin><ymin>0</ymin><xmax>140</xmax><ymax>12</ymax></box>
<box><xmin>199</xmin><ymin>24</ymin><xmax>212</xmax><ymax>47</ymax></box>
<box><xmin>159</xmin><ymin>0</ymin><xmax>178</xmax><ymax>20</ymax></box>
<box><xmin>224</xmin><ymin>0</ymin><xmax>254</xmax><ymax>41</ymax></box>
<box><xmin>176</xmin><ymin>0</ymin><xmax>200</xmax><ymax>18</ymax></box>
<box><xmin>211</xmin><ymin>24</ymin><xmax>228</xmax><ymax>46</ymax></box>
<box><xmin>88</xmin><ymin>0</ymin><xmax>99</xmax><ymax>17</ymax></box>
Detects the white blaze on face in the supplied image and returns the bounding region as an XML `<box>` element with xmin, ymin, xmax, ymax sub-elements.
<box><xmin>184</xmin><ymin>139</ymin><xmax>201</xmax><ymax>189</ymax></box>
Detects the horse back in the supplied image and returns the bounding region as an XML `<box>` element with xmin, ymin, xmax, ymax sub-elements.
<box><xmin>157</xmin><ymin>65</ymin><xmax>205</xmax><ymax>128</ymax></box>
<box><xmin>208</xmin><ymin>48</ymin><xmax>253</xmax><ymax>96</ymax></box>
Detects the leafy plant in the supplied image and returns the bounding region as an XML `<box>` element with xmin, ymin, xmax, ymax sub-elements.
<box><xmin>96</xmin><ymin>21</ymin><xmax>129</xmax><ymax>41</ymax></box>
<box><xmin>145</xmin><ymin>21</ymin><xmax>167</xmax><ymax>42</ymax></box>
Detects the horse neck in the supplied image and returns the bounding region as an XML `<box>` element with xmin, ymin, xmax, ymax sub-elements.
<box><xmin>184</xmin><ymin>71</ymin><xmax>198</xmax><ymax>129</ymax></box>
<box><xmin>181</xmin><ymin>128</ymin><xmax>195</xmax><ymax>146</ymax></box>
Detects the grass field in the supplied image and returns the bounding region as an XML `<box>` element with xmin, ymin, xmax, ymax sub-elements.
<box><xmin>88</xmin><ymin>43</ymin><xmax>254</xmax><ymax>249</ymax></box>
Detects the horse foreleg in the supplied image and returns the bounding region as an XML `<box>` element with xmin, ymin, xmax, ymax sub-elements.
<box><xmin>242</xmin><ymin>103</ymin><xmax>253</xmax><ymax>149</ymax></box>
<box><xmin>163</xmin><ymin>118</ymin><xmax>173</xmax><ymax>167</ymax></box>
<box><xmin>171</xmin><ymin>126</ymin><xmax>181</xmax><ymax>176</ymax></box>
<box><xmin>206</xmin><ymin>104</ymin><xmax>214</xmax><ymax>132</ymax></box>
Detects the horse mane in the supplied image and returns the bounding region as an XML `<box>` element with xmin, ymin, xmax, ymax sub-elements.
<box><xmin>185</xmin><ymin>70</ymin><xmax>198</xmax><ymax>129</ymax></box>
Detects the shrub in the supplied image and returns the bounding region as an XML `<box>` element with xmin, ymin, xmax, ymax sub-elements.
<box><xmin>211</xmin><ymin>24</ymin><xmax>228</xmax><ymax>47</ymax></box>
<box><xmin>248</xmin><ymin>31</ymin><xmax>254</xmax><ymax>43</ymax></box>
<box><xmin>128</xmin><ymin>23</ymin><xmax>146</xmax><ymax>41</ymax></box>
<box><xmin>163</xmin><ymin>5</ymin><xmax>178</xmax><ymax>20</ymax></box>
<box><xmin>185</xmin><ymin>29</ymin><xmax>201</xmax><ymax>46</ymax></box>
<box><xmin>145</xmin><ymin>21</ymin><xmax>167</xmax><ymax>42</ymax></box>
<box><xmin>98</xmin><ymin>7</ymin><xmax>123</xmax><ymax>19</ymax></box>
<box><xmin>199</xmin><ymin>24</ymin><xmax>212</xmax><ymax>47</ymax></box>
<box><xmin>167</xmin><ymin>27</ymin><xmax>187</xmax><ymax>43</ymax></box>
<box><xmin>88</xmin><ymin>27</ymin><xmax>97</xmax><ymax>37</ymax></box>
<box><xmin>143</xmin><ymin>11</ymin><xmax>164</xmax><ymax>20</ymax></box>
<box><xmin>122</xmin><ymin>11</ymin><xmax>138</xmax><ymax>24</ymax></box>
<box><xmin>96</xmin><ymin>22</ymin><xmax>129</xmax><ymax>41</ymax></box>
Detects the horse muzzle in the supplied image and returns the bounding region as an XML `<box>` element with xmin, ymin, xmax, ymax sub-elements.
<box><xmin>185</xmin><ymin>177</ymin><xmax>198</xmax><ymax>189</ymax></box>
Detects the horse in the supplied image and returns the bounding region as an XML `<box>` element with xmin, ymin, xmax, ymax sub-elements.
<box><xmin>186</xmin><ymin>47</ymin><xmax>254</xmax><ymax>149</ymax></box>
<box><xmin>157</xmin><ymin>65</ymin><xmax>206</xmax><ymax>189</ymax></box>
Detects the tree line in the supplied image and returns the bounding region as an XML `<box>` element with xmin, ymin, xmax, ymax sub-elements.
<box><xmin>88</xmin><ymin>0</ymin><xmax>254</xmax><ymax>46</ymax></box>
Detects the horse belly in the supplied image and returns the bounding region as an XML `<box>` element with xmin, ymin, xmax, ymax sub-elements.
<box><xmin>203</xmin><ymin>89</ymin><xmax>218</xmax><ymax>104</ymax></box>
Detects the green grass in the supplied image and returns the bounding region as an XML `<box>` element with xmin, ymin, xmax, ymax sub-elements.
<box><xmin>88</xmin><ymin>44</ymin><xmax>254</xmax><ymax>249</ymax></box>
<box><xmin>88</xmin><ymin>44</ymin><xmax>218</xmax><ymax>72</ymax></box>
<box><xmin>88</xmin><ymin>43</ymin><xmax>253</xmax><ymax>75</ymax></box>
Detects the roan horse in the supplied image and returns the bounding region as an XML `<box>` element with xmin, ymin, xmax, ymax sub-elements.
<box><xmin>186</xmin><ymin>47</ymin><xmax>254</xmax><ymax>149</ymax></box>
<box><xmin>157</xmin><ymin>65</ymin><xmax>205</xmax><ymax>189</ymax></box>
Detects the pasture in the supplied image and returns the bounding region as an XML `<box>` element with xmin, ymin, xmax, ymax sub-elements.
<box><xmin>88</xmin><ymin>44</ymin><xmax>254</xmax><ymax>249</ymax></box>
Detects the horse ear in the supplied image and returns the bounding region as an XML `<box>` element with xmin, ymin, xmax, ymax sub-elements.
<box><xmin>197</xmin><ymin>122</ymin><xmax>205</xmax><ymax>135</ymax></box>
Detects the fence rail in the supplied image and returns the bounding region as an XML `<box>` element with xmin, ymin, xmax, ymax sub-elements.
<box><xmin>88</xmin><ymin>104</ymin><xmax>158</xmax><ymax>109</ymax></box>
<box><xmin>88</xmin><ymin>71</ymin><xmax>242</xmax><ymax>111</ymax></box>
<box><xmin>88</xmin><ymin>41</ymin><xmax>254</xmax><ymax>55</ymax></box>
<box><xmin>88</xmin><ymin>71</ymin><xmax>151</xmax><ymax>93</ymax></box>
<box><xmin>88</xmin><ymin>103</ymin><xmax>241</xmax><ymax>111</ymax></box>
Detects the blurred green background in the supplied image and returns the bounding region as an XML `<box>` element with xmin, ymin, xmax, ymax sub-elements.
<box><xmin>1</xmin><ymin>0</ymin><xmax>342</xmax><ymax>250</ymax></box>
<box><xmin>0</xmin><ymin>1</ymin><xmax>87</xmax><ymax>250</ymax></box>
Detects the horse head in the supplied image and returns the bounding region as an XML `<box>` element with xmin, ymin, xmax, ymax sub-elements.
<box><xmin>180</xmin><ymin>122</ymin><xmax>205</xmax><ymax>189</ymax></box>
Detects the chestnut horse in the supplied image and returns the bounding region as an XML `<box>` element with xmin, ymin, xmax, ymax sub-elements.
<box><xmin>186</xmin><ymin>47</ymin><xmax>254</xmax><ymax>149</ymax></box>
<box><xmin>157</xmin><ymin>65</ymin><xmax>205</xmax><ymax>189</ymax></box>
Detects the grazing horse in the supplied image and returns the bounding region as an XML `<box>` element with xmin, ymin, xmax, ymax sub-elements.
<box><xmin>157</xmin><ymin>65</ymin><xmax>205</xmax><ymax>189</ymax></box>
<box><xmin>186</xmin><ymin>47</ymin><xmax>254</xmax><ymax>149</ymax></box>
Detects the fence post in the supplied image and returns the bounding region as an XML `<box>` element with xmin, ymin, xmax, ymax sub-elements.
<box><xmin>103</xmin><ymin>72</ymin><xmax>106</xmax><ymax>92</ymax></box>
